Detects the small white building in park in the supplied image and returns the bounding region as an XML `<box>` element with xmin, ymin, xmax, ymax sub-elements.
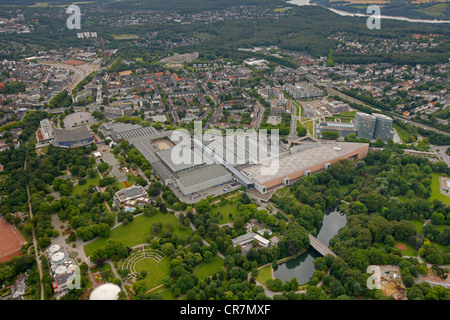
<box><xmin>253</xmin><ymin>234</ymin><xmax>270</xmax><ymax>247</ymax></box>
<box><xmin>231</xmin><ymin>232</ymin><xmax>271</xmax><ymax>248</ymax></box>
<box><xmin>89</xmin><ymin>283</ymin><xmax>121</xmax><ymax>300</ymax></box>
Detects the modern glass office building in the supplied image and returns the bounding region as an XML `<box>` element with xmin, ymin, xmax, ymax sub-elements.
<box><xmin>354</xmin><ymin>112</ymin><xmax>376</xmax><ymax>140</ymax></box>
<box><xmin>373</xmin><ymin>113</ymin><xmax>393</xmax><ymax>142</ymax></box>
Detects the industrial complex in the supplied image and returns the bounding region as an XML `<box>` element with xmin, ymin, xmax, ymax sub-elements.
<box><xmin>99</xmin><ymin>121</ymin><xmax>370</xmax><ymax>201</ymax></box>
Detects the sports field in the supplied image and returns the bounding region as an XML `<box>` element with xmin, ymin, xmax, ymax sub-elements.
<box><xmin>63</xmin><ymin>60</ymin><xmax>87</xmax><ymax>66</ymax></box>
<box><xmin>0</xmin><ymin>218</ymin><xmax>26</xmax><ymax>263</ymax></box>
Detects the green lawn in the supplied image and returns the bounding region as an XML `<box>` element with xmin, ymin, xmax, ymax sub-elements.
<box><xmin>392</xmin><ymin>123</ymin><xmax>416</xmax><ymax>144</ymax></box>
<box><xmin>84</xmin><ymin>213</ymin><xmax>192</xmax><ymax>257</ymax></box>
<box><xmin>416</xmin><ymin>3</ymin><xmax>447</xmax><ymax>17</ymax></box>
<box><xmin>255</xmin><ymin>265</ymin><xmax>273</xmax><ymax>286</ymax></box>
<box><xmin>395</xmin><ymin>241</ymin><xmax>418</xmax><ymax>257</ymax></box>
<box><xmin>432</xmin><ymin>224</ymin><xmax>450</xmax><ymax>233</ymax></box>
<box><xmin>338</xmin><ymin>184</ymin><xmax>348</xmax><ymax>196</ymax></box>
<box><xmin>134</xmin><ymin>256</ymin><xmax>171</xmax><ymax>290</ymax></box>
<box><xmin>431</xmin><ymin>241</ymin><xmax>448</xmax><ymax>253</ymax></box>
<box><xmin>302</xmin><ymin>120</ymin><xmax>314</xmax><ymax>136</ymax></box>
<box><xmin>338</xmin><ymin>111</ymin><xmax>357</xmax><ymax>117</ymax></box>
<box><xmin>72</xmin><ymin>174</ymin><xmax>101</xmax><ymax>195</ymax></box>
<box><xmin>411</xmin><ymin>219</ymin><xmax>425</xmax><ymax>234</ymax></box>
<box><xmin>193</xmin><ymin>255</ymin><xmax>224</xmax><ymax>280</ymax></box>
<box><xmin>157</xmin><ymin>287</ymin><xmax>177</xmax><ymax>300</ymax></box>
<box><xmin>431</xmin><ymin>173</ymin><xmax>450</xmax><ymax>206</ymax></box>
<box><xmin>116</xmin><ymin>180</ymin><xmax>134</xmax><ymax>190</ymax></box>
<box><xmin>210</xmin><ymin>203</ymin><xmax>239</xmax><ymax>224</ymax></box>
<box><xmin>275</xmin><ymin>188</ymin><xmax>288</xmax><ymax>197</ymax></box>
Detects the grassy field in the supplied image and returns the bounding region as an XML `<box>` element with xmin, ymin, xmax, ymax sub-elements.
<box><xmin>193</xmin><ymin>255</ymin><xmax>224</xmax><ymax>280</ymax></box>
<box><xmin>431</xmin><ymin>173</ymin><xmax>450</xmax><ymax>206</ymax></box>
<box><xmin>392</xmin><ymin>123</ymin><xmax>416</xmax><ymax>143</ymax></box>
<box><xmin>210</xmin><ymin>202</ymin><xmax>239</xmax><ymax>224</ymax></box>
<box><xmin>84</xmin><ymin>213</ymin><xmax>192</xmax><ymax>257</ymax></box>
<box><xmin>112</xmin><ymin>34</ymin><xmax>139</xmax><ymax>40</ymax></box>
<box><xmin>325</xmin><ymin>111</ymin><xmax>356</xmax><ymax>123</ymax></box>
<box><xmin>134</xmin><ymin>256</ymin><xmax>171</xmax><ymax>290</ymax></box>
<box><xmin>411</xmin><ymin>219</ymin><xmax>425</xmax><ymax>234</ymax></box>
<box><xmin>416</xmin><ymin>3</ymin><xmax>448</xmax><ymax>17</ymax></box>
<box><xmin>255</xmin><ymin>265</ymin><xmax>273</xmax><ymax>286</ymax></box>
<box><xmin>157</xmin><ymin>287</ymin><xmax>177</xmax><ymax>300</ymax></box>
<box><xmin>338</xmin><ymin>111</ymin><xmax>357</xmax><ymax>117</ymax></box>
<box><xmin>72</xmin><ymin>174</ymin><xmax>101</xmax><ymax>195</ymax></box>
<box><xmin>432</xmin><ymin>224</ymin><xmax>450</xmax><ymax>233</ymax></box>
<box><xmin>302</xmin><ymin>120</ymin><xmax>314</xmax><ymax>136</ymax></box>
<box><xmin>274</xmin><ymin>7</ymin><xmax>290</xmax><ymax>12</ymax></box>
<box><xmin>116</xmin><ymin>181</ymin><xmax>134</xmax><ymax>190</ymax></box>
<box><xmin>395</xmin><ymin>241</ymin><xmax>418</xmax><ymax>257</ymax></box>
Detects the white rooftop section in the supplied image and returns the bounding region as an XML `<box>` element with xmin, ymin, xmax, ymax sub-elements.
<box><xmin>51</xmin><ymin>252</ymin><xmax>66</xmax><ymax>264</ymax></box>
<box><xmin>177</xmin><ymin>164</ymin><xmax>231</xmax><ymax>188</ymax></box>
<box><xmin>89</xmin><ymin>283</ymin><xmax>121</xmax><ymax>300</ymax></box>
<box><xmin>242</xmin><ymin>142</ymin><xmax>368</xmax><ymax>184</ymax></box>
<box><xmin>54</xmin><ymin>265</ymin><xmax>67</xmax><ymax>276</ymax></box>
<box><xmin>48</xmin><ymin>244</ymin><xmax>61</xmax><ymax>254</ymax></box>
<box><xmin>254</xmin><ymin>234</ymin><xmax>270</xmax><ymax>246</ymax></box>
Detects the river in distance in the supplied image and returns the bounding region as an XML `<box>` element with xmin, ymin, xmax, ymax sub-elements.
<box><xmin>286</xmin><ymin>0</ymin><xmax>450</xmax><ymax>23</ymax></box>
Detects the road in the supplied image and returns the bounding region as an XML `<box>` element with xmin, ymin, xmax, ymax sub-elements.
<box><xmin>288</xmin><ymin>101</ymin><xmax>297</xmax><ymax>140</ymax></box>
<box><xmin>24</xmin><ymin>143</ymin><xmax>45</xmax><ymax>300</ymax></box>
<box><xmin>429</xmin><ymin>145</ymin><xmax>450</xmax><ymax>167</ymax></box>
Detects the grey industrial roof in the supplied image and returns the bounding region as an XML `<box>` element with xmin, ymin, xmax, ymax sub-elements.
<box><xmin>194</xmin><ymin>138</ymin><xmax>254</xmax><ymax>187</ymax></box>
<box><xmin>115</xmin><ymin>185</ymin><xmax>147</xmax><ymax>202</ymax></box>
<box><xmin>53</xmin><ymin>126</ymin><xmax>93</xmax><ymax>143</ymax></box>
<box><xmin>242</xmin><ymin>142</ymin><xmax>368</xmax><ymax>184</ymax></box>
<box><xmin>232</xmin><ymin>232</ymin><xmax>257</xmax><ymax>245</ymax></box>
<box><xmin>156</xmin><ymin>146</ymin><xmax>205</xmax><ymax>173</ymax></box>
<box><xmin>176</xmin><ymin>164</ymin><xmax>231</xmax><ymax>188</ymax></box>
<box><xmin>54</xmin><ymin>272</ymin><xmax>75</xmax><ymax>286</ymax></box>
<box><xmin>100</xmin><ymin>122</ymin><xmax>141</xmax><ymax>137</ymax></box>
<box><xmin>111</xmin><ymin>126</ymin><xmax>158</xmax><ymax>141</ymax></box>
<box><xmin>130</xmin><ymin>132</ymin><xmax>176</xmax><ymax>164</ymax></box>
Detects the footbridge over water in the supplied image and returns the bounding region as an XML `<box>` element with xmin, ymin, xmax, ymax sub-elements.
<box><xmin>308</xmin><ymin>234</ymin><xmax>337</xmax><ymax>257</ymax></box>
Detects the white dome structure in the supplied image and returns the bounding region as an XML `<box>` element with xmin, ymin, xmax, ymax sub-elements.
<box><xmin>89</xmin><ymin>283</ymin><xmax>121</xmax><ymax>300</ymax></box>
<box><xmin>54</xmin><ymin>265</ymin><xmax>67</xmax><ymax>276</ymax></box>
<box><xmin>51</xmin><ymin>252</ymin><xmax>66</xmax><ymax>265</ymax></box>
<box><xmin>48</xmin><ymin>244</ymin><xmax>61</xmax><ymax>254</ymax></box>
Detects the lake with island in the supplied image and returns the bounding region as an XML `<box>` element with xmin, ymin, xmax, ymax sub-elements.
<box><xmin>274</xmin><ymin>209</ymin><xmax>347</xmax><ymax>284</ymax></box>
